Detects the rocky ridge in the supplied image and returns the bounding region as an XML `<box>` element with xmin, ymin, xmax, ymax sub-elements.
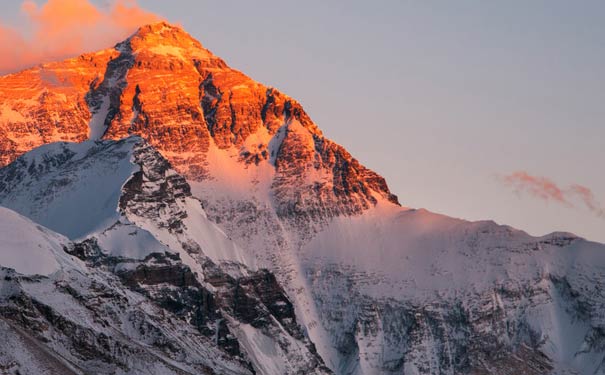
<box><xmin>0</xmin><ymin>22</ymin><xmax>398</xmax><ymax>215</ymax></box>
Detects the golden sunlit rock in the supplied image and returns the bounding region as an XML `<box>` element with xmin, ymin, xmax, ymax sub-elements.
<box><xmin>0</xmin><ymin>21</ymin><xmax>398</xmax><ymax>213</ymax></box>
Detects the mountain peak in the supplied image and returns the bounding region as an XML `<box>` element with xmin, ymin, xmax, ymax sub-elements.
<box><xmin>131</xmin><ymin>21</ymin><xmax>194</xmax><ymax>43</ymax></box>
<box><xmin>138</xmin><ymin>20</ymin><xmax>181</xmax><ymax>33</ymax></box>
<box><xmin>0</xmin><ymin>21</ymin><xmax>400</xmax><ymax>214</ymax></box>
<box><xmin>120</xmin><ymin>21</ymin><xmax>211</xmax><ymax>59</ymax></box>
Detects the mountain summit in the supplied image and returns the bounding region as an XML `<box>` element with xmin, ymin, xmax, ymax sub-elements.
<box><xmin>1</xmin><ymin>22</ymin><xmax>605</xmax><ymax>375</ymax></box>
<box><xmin>0</xmin><ymin>21</ymin><xmax>398</xmax><ymax>211</ymax></box>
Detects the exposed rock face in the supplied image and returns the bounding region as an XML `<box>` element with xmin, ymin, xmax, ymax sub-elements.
<box><xmin>0</xmin><ymin>49</ymin><xmax>118</xmax><ymax>165</ymax></box>
<box><xmin>308</xmin><ymin>267</ymin><xmax>593</xmax><ymax>374</ymax></box>
<box><xmin>0</xmin><ymin>262</ymin><xmax>252</xmax><ymax>375</ymax></box>
<box><xmin>0</xmin><ymin>22</ymin><xmax>398</xmax><ymax>216</ymax></box>
<box><xmin>119</xmin><ymin>140</ymin><xmax>192</xmax><ymax>233</ymax></box>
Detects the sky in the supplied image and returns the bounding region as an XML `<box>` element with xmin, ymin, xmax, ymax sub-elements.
<box><xmin>1</xmin><ymin>1</ymin><xmax>604</xmax><ymax>242</ymax></box>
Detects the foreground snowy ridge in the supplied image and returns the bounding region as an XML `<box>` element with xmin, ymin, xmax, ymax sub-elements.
<box><xmin>0</xmin><ymin>138</ymin><xmax>330</xmax><ymax>374</ymax></box>
<box><xmin>0</xmin><ymin>22</ymin><xmax>604</xmax><ymax>375</ymax></box>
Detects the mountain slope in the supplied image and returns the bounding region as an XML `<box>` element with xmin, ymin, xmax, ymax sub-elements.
<box><xmin>0</xmin><ymin>22</ymin><xmax>397</xmax><ymax>212</ymax></box>
<box><xmin>0</xmin><ymin>206</ymin><xmax>72</xmax><ymax>276</ymax></box>
<box><xmin>0</xmin><ymin>22</ymin><xmax>604</xmax><ymax>375</ymax></box>
<box><xmin>0</xmin><ymin>139</ymin><xmax>330</xmax><ymax>375</ymax></box>
<box><xmin>0</xmin><ymin>211</ymin><xmax>251</xmax><ymax>375</ymax></box>
<box><xmin>0</xmin><ymin>23</ymin><xmax>401</xmax><ymax>370</ymax></box>
<box><xmin>301</xmin><ymin>207</ymin><xmax>605</xmax><ymax>374</ymax></box>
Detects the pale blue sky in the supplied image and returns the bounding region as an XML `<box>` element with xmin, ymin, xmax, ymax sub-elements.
<box><xmin>3</xmin><ymin>1</ymin><xmax>605</xmax><ymax>242</ymax></box>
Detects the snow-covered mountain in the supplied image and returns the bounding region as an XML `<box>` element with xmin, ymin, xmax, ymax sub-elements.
<box><xmin>0</xmin><ymin>138</ymin><xmax>329</xmax><ymax>374</ymax></box>
<box><xmin>0</xmin><ymin>22</ymin><xmax>604</xmax><ymax>374</ymax></box>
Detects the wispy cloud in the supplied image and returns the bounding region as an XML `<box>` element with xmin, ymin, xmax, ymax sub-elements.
<box><xmin>569</xmin><ymin>184</ymin><xmax>605</xmax><ymax>218</ymax></box>
<box><xmin>502</xmin><ymin>171</ymin><xmax>604</xmax><ymax>218</ymax></box>
<box><xmin>0</xmin><ymin>0</ymin><xmax>162</xmax><ymax>74</ymax></box>
<box><xmin>502</xmin><ymin>171</ymin><xmax>570</xmax><ymax>205</ymax></box>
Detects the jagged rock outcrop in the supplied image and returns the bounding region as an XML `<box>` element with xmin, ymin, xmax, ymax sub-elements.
<box><xmin>0</xmin><ymin>22</ymin><xmax>398</xmax><ymax>216</ymax></box>
<box><xmin>0</xmin><ymin>49</ymin><xmax>118</xmax><ymax>165</ymax></box>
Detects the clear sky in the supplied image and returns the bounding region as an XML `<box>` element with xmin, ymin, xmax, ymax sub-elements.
<box><xmin>2</xmin><ymin>1</ymin><xmax>604</xmax><ymax>242</ymax></box>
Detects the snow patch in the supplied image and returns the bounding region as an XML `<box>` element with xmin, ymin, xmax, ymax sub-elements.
<box><xmin>147</xmin><ymin>45</ymin><xmax>187</xmax><ymax>60</ymax></box>
<box><xmin>181</xmin><ymin>197</ymin><xmax>252</xmax><ymax>265</ymax></box>
<box><xmin>0</xmin><ymin>105</ymin><xmax>27</xmax><ymax>124</ymax></box>
<box><xmin>233</xmin><ymin>322</ymin><xmax>286</xmax><ymax>375</ymax></box>
<box><xmin>88</xmin><ymin>97</ymin><xmax>110</xmax><ymax>140</ymax></box>
<box><xmin>96</xmin><ymin>221</ymin><xmax>173</xmax><ymax>259</ymax></box>
<box><xmin>0</xmin><ymin>207</ymin><xmax>67</xmax><ymax>276</ymax></box>
<box><xmin>0</xmin><ymin>138</ymin><xmax>140</xmax><ymax>240</ymax></box>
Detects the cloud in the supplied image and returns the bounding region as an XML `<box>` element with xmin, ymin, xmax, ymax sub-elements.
<box><xmin>502</xmin><ymin>171</ymin><xmax>604</xmax><ymax>218</ymax></box>
<box><xmin>569</xmin><ymin>184</ymin><xmax>605</xmax><ymax>218</ymax></box>
<box><xmin>0</xmin><ymin>0</ymin><xmax>162</xmax><ymax>74</ymax></box>
<box><xmin>502</xmin><ymin>171</ymin><xmax>570</xmax><ymax>205</ymax></box>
